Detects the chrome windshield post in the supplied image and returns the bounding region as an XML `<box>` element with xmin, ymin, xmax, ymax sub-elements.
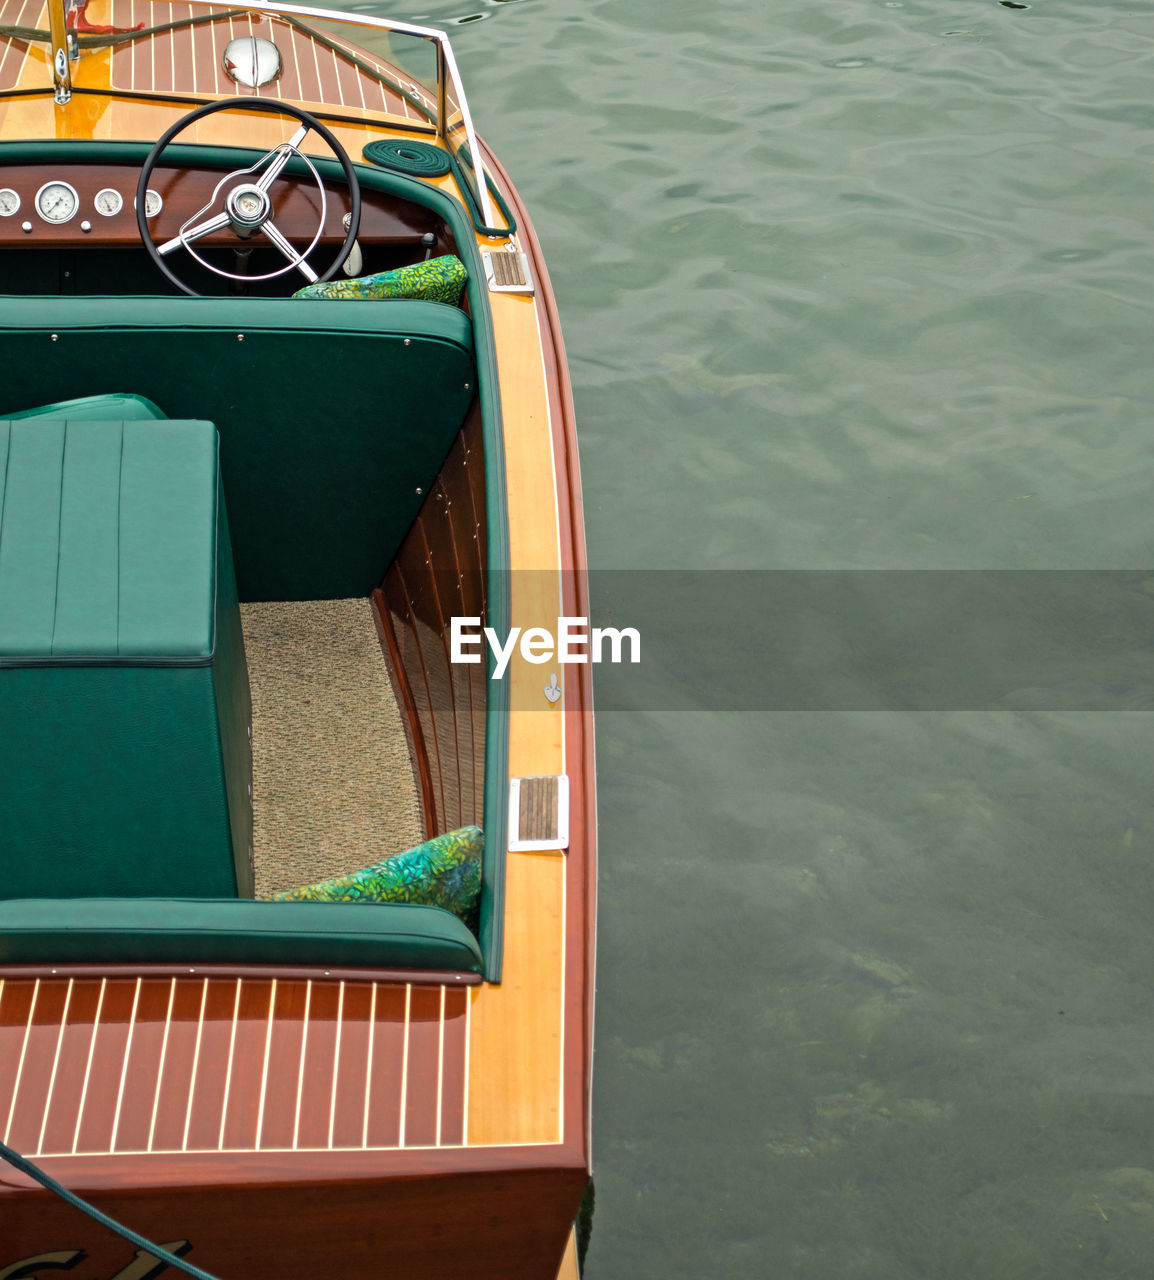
<box><xmin>47</xmin><ymin>0</ymin><xmax>72</xmax><ymax>103</ymax></box>
<box><xmin>436</xmin><ymin>32</ymin><xmax>496</xmax><ymax>230</ymax></box>
<box><xmin>436</xmin><ymin>41</ymin><xmax>448</xmax><ymax>142</ymax></box>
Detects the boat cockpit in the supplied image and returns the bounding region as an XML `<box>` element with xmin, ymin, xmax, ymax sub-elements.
<box><xmin>0</xmin><ymin>0</ymin><xmax>510</xmax><ymax>983</ymax></box>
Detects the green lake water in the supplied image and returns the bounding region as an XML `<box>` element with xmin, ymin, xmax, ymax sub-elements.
<box><xmin>364</xmin><ymin>0</ymin><xmax>1154</xmax><ymax>1274</ymax></box>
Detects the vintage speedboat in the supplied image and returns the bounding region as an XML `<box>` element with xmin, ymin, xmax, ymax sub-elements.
<box><xmin>0</xmin><ymin>2</ymin><xmax>595</xmax><ymax>1276</ymax></box>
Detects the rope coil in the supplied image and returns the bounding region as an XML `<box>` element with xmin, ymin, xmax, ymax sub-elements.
<box><xmin>362</xmin><ymin>139</ymin><xmax>516</xmax><ymax>238</ymax></box>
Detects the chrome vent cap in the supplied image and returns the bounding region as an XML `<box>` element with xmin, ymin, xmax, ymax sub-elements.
<box><xmin>222</xmin><ymin>36</ymin><xmax>283</xmax><ymax>88</ymax></box>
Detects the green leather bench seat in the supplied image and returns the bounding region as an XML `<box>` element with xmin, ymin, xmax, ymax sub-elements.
<box><xmin>0</xmin><ymin>417</ymin><xmax>253</xmax><ymax>900</ymax></box>
<box><xmin>0</xmin><ymin>899</ymin><xmax>484</xmax><ymax>973</ymax></box>
<box><xmin>0</xmin><ymin>296</ymin><xmax>478</xmax><ymax>601</ymax></box>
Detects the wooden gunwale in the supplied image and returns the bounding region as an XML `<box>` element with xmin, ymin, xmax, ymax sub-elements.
<box><xmin>476</xmin><ymin>137</ymin><xmax>598</xmax><ymax>1155</ymax></box>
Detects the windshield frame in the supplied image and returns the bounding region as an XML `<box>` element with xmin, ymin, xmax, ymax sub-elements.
<box><xmin>38</xmin><ymin>0</ymin><xmax>495</xmax><ymax>227</ymax></box>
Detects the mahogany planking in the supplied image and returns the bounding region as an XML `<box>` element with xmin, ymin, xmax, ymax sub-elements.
<box><xmin>373</xmin><ymin>585</ymin><xmax>437</xmax><ymax>836</ymax></box>
<box><xmin>379</xmin><ymin>408</ymin><xmax>488</xmax><ymax>839</ymax></box>
<box><xmin>0</xmin><ymin>1154</ymin><xmax>588</xmax><ymax>1280</ymax></box>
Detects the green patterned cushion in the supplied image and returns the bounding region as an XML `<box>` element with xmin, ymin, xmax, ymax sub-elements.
<box><xmin>292</xmin><ymin>255</ymin><xmax>467</xmax><ymax>304</ymax></box>
<box><xmin>272</xmin><ymin>825</ymin><xmax>483</xmax><ymax>927</ymax></box>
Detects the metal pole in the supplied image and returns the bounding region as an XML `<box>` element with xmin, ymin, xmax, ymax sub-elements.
<box><xmin>47</xmin><ymin>0</ymin><xmax>72</xmax><ymax>103</ymax></box>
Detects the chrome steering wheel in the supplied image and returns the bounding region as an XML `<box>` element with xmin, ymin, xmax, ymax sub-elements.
<box><xmin>137</xmin><ymin>97</ymin><xmax>361</xmax><ymax>297</ymax></box>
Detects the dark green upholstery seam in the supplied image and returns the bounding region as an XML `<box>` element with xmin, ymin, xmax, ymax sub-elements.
<box><xmin>115</xmin><ymin>420</ymin><xmax>124</xmax><ymax>656</ymax></box>
<box><xmin>0</xmin><ymin>426</ymin><xmax>9</xmax><ymax>553</ymax></box>
<box><xmin>0</xmin><ymin>923</ymin><xmax>470</xmax><ymax>941</ymax></box>
<box><xmin>210</xmin><ymin>432</ymin><xmax>220</xmax><ymax>659</ymax></box>
<box><xmin>50</xmin><ymin>422</ymin><xmax>66</xmax><ymax>656</ymax></box>
<box><xmin>0</xmin><ymin>654</ymin><xmax>216</xmax><ymax>668</ymax></box>
<box><xmin>210</xmin><ymin>464</ymin><xmax>237</xmax><ymax>897</ymax></box>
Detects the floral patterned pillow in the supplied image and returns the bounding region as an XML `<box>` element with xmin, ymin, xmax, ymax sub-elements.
<box><xmin>272</xmin><ymin>825</ymin><xmax>482</xmax><ymax>928</ymax></box>
<box><xmin>293</xmin><ymin>255</ymin><xmax>467</xmax><ymax>305</ymax></box>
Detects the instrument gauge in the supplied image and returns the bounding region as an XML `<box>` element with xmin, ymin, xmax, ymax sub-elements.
<box><xmin>35</xmin><ymin>180</ymin><xmax>79</xmax><ymax>224</ymax></box>
<box><xmin>135</xmin><ymin>188</ymin><xmax>163</xmax><ymax>218</ymax></box>
<box><xmin>94</xmin><ymin>187</ymin><xmax>123</xmax><ymax>217</ymax></box>
<box><xmin>0</xmin><ymin>188</ymin><xmax>19</xmax><ymax>216</ymax></box>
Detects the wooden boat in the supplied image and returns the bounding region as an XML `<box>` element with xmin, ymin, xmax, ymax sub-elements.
<box><xmin>0</xmin><ymin>3</ymin><xmax>594</xmax><ymax>1276</ymax></box>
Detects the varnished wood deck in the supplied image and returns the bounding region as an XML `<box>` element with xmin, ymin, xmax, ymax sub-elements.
<box><xmin>0</xmin><ymin>0</ymin><xmax>439</xmax><ymax>120</ymax></box>
<box><xmin>107</xmin><ymin>2</ymin><xmax>437</xmax><ymax>121</ymax></box>
<box><xmin>0</xmin><ymin>976</ymin><xmax>473</xmax><ymax>1156</ymax></box>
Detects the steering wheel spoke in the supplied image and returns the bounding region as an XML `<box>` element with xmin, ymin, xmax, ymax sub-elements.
<box><xmin>263</xmin><ymin>219</ymin><xmax>319</xmax><ymax>283</ymax></box>
<box><xmin>256</xmin><ymin>124</ymin><xmax>311</xmax><ymax>193</ymax></box>
<box><xmin>156</xmin><ymin>210</ymin><xmax>231</xmax><ymax>256</ymax></box>
<box><xmin>137</xmin><ymin>98</ymin><xmax>360</xmax><ymax>297</ymax></box>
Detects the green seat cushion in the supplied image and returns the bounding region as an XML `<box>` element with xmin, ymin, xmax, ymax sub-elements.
<box><xmin>2</xmin><ymin>392</ymin><xmax>166</xmax><ymax>422</ymax></box>
<box><xmin>293</xmin><ymin>255</ymin><xmax>468</xmax><ymax>304</ymax></box>
<box><xmin>0</xmin><ymin>417</ymin><xmax>253</xmax><ymax>900</ymax></box>
<box><xmin>0</xmin><ymin>898</ymin><xmax>483</xmax><ymax>972</ymax></box>
<box><xmin>0</xmin><ymin>419</ymin><xmax>220</xmax><ymax>662</ymax></box>
<box><xmin>272</xmin><ymin>825</ymin><xmax>483</xmax><ymax>927</ymax></box>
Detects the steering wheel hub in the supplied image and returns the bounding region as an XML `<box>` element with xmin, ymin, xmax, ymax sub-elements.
<box><xmin>226</xmin><ymin>182</ymin><xmax>272</xmax><ymax>234</ymax></box>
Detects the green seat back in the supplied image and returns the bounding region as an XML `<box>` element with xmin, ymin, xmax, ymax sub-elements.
<box><xmin>0</xmin><ymin>297</ymin><xmax>477</xmax><ymax>601</ymax></box>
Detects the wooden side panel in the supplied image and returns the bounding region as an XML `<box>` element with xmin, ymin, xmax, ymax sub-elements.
<box><xmin>378</xmin><ymin>406</ymin><xmax>486</xmax><ymax>838</ymax></box>
<box><xmin>1</xmin><ymin>1157</ymin><xmax>587</xmax><ymax>1280</ymax></box>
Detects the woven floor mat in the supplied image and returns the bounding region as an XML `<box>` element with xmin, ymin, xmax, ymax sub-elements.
<box><xmin>240</xmin><ymin>598</ymin><xmax>423</xmax><ymax>899</ymax></box>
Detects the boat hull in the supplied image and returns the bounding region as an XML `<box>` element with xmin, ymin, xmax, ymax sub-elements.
<box><xmin>0</xmin><ymin>4</ymin><xmax>596</xmax><ymax>1274</ymax></box>
<box><xmin>2</xmin><ymin>1147</ymin><xmax>586</xmax><ymax>1278</ymax></box>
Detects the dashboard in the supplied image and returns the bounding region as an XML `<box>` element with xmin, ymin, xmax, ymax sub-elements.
<box><xmin>0</xmin><ymin>178</ymin><xmax>162</xmax><ymax>230</ymax></box>
<box><xmin>0</xmin><ymin>163</ymin><xmax>442</xmax><ymax>250</ymax></box>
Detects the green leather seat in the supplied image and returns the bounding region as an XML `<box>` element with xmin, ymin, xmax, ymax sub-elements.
<box><xmin>0</xmin><ymin>417</ymin><xmax>253</xmax><ymax>900</ymax></box>
<box><xmin>0</xmin><ymin>899</ymin><xmax>483</xmax><ymax>972</ymax></box>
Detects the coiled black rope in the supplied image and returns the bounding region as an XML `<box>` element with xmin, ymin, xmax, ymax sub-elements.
<box><xmin>363</xmin><ymin>138</ymin><xmax>452</xmax><ymax>178</ymax></box>
<box><xmin>362</xmin><ymin>138</ymin><xmax>516</xmax><ymax>238</ymax></box>
<box><xmin>0</xmin><ymin>1137</ymin><xmax>224</xmax><ymax>1280</ymax></box>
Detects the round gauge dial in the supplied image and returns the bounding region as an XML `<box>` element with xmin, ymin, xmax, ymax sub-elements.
<box><xmin>135</xmin><ymin>189</ymin><xmax>163</xmax><ymax>218</ymax></box>
<box><xmin>94</xmin><ymin>187</ymin><xmax>122</xmax><ymax>217</ymax></box>
<box><xmin>0</xmin><ymin>188</ymin><xmax>19</xmax><ymax>216</ymax></box>
<box><xmin>35</xmin><ymin>181</ymin><xmax>79</xmax><ymax>224</ymax></box>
